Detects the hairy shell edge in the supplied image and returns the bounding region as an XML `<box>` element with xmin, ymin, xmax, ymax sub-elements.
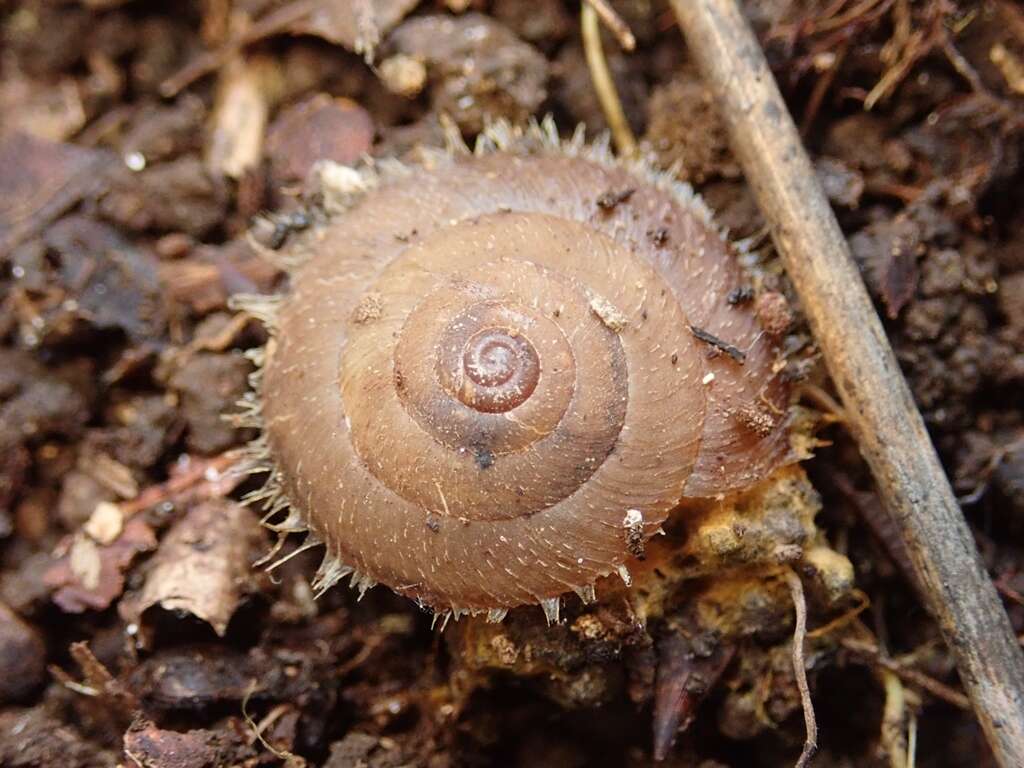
<box><xmin>233</xmin><ymin>118</ymin><xmax>793</xmax><ymax>622</ymax></box>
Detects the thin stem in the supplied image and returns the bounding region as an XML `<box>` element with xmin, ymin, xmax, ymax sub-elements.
<box><xmin>581</xmin><ymin>2</ymin><xmax>637</xmax><ymax>158</ymax></box>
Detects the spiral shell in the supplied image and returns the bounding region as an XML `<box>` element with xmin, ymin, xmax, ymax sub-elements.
<box><xmin>240</xmin><ymin>120</ymin><xmax>790</xmax><ymax>619</ymax></box>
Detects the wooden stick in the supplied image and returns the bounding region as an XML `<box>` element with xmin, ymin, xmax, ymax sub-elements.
<box><xmin>669</xmin><ymin>1</ymin><xmax>1024</xmax><ymax>764</ymax></box>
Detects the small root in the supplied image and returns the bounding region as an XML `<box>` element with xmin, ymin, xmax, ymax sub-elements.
<box><xmin>880</xmin><ymin>669</ymin><xmax>909</xmax><ymax>768</ymax></box>
<box><xmin>840</xmin><ymin>636</ymin><xmax>971</xmax><ymax>710</ymax></box>
<box><xmin>784</xmin><ymin>566</ymin><xmax>818</xmax><ymax>768</ymax></box>
<box><xmin>807</xmin><ymin>588</ymin><xmax>870</xmax><ymax>639</ymax></box>
<box><xmin>907</xmin><ymin>713</ymin><xmax>918</xmax><ymax>768</ymax></box>
<box><xmin>796</xmin><ymin>382</ymin><xmax>849</xmax><ymax>424</ymax></box>
<box><xmin>242</xmin><ymin>681</ymin><xmax>305</xmax><ymax>766</ymax></box>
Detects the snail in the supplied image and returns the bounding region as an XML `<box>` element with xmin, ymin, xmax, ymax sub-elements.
<box><xmin>235</xmin><ymin>119</ymin><xmax>792</xmax><ymax>623</ymax></box>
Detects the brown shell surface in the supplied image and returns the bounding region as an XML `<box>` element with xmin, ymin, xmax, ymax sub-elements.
<box><xmin>259</xmin><ymin>135</ymin><xmax>790</xmax><ymax>613</ymax></box>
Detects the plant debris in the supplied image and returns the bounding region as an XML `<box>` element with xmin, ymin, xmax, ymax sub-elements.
<box><xmin>1</xmin><ymin>0</ymin><xmax>1022</xmax><ymax>765</ymax></box>
<box><xmin>689</xmin><ymin>324</ymin><xmax>747</xmax><ymax>363</ymax></box>
<box><xmin>120</xmin><ymin>500</ymin><xmax>263</xmax><ymax>640</ymax></box>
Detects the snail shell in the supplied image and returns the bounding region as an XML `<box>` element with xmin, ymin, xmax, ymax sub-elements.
<box><xmin>240</xmin><ymin>120</ymin><xmax>790</xmax><ymax>619</ymax></box>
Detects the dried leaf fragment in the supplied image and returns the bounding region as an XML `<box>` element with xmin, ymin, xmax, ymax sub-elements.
<box><xmin>121</xmin><ymin>500</ymin><xmax>263</xmax><ymax>637</ymax></box>
<box><xmin>850</xmin><ymin>215</ymin><xmax>923</xmax><ymax>319</ymax></box>
<box><xmin>45</xmin><ymin>517</ymin><xmax>157</xmax><ymax>613</ymax></box>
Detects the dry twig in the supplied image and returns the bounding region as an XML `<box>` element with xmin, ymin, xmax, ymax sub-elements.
<box><xmin>121</xmin><ymin>452</ymin><xmax>240</xmax><ymax>517</ymax></box>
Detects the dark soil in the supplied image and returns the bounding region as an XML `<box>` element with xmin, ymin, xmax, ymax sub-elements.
<box><xmin>1</xmin><ymin>1</ymin><xmax>1023</xmax><ymax>766</ymax></box>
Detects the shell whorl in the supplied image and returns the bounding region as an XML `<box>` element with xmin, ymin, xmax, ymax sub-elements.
<box><xmin>250</xmin><ymin>122</ymin><xmax>790</xmax><ymax>614</ymax></box>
